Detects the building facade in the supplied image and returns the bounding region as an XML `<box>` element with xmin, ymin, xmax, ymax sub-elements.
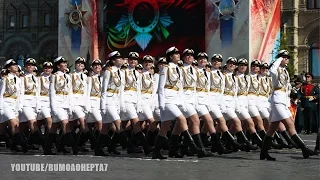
<box><xmin>281</xmin><ymin>0</ymin><xmax>320</xmax><ymax>77</ymax></box>
<box><xmin>0</xmin><ymin>0</ymin><xmax>58</xmax><ymax>68</ymax></box>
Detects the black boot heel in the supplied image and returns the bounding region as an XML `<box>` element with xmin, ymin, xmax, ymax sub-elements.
<box><xmin>260</xmin><ymin>136</ymin><xmax>276</xmax><ymax>161</ymax></box>
<box><xmin>152</xmin><ymin>135</ymin><xmax>167</xmax><ymax>159</ymax></box>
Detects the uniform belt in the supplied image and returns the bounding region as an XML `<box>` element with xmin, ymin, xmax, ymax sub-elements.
<box><xmin>107</xmin><ymin>89</ymin><xmax>119</xmax><ymax>94</ymax></box>
<box><xmin>237</xmin><ymin>92</ymin><xmax>248</xmax><ymax>96</ymax></box>
<box><xmin>183</xmin><ymin>87</ymin><xmax>194</xmax><ymax>91</ymax></box>
<box><xmin>164</xmin><ymin>85</ymin><xmax>179</xmax><ymax>91</ymax></box>
<box><xmin>196</xmin><ymin>88</ymin><xmax>209</xmax><ymax>92</ymax></box>
<box><xmin>124</xmin><ymin>87</ymin><xmax>137</xmax><ymax>91</ymax></box>
<box><xmin>40</xmin><ymin>92</ymin><xmax>49</xmax><ymax>97</ymax></box>
<box><xmin>24</xmin><ymin>92</ymin><xmax>36</xmax><ymax>96</ymax></box>
<box><xmin>141</xmin><ymin>89</ymin><xmax>152</xmax><ymax>94</ymax></box>
<box><xmin>223</xmin><ymin>92</ymin><xmax>234</xmax><ymax>96</ymax></box>
<box><xmin>90</xmin><ymin>94</ymin><xmax>101</xmax><ymax>98</ymax></box>
<box><xmin>3</xmin><ymin>94</ymin><xmax>17</xmax><ymax>99</ymax></box>
<box><xmin>210</xmin><ymin>88</ymin><xmax>222</xmax><ymax>93</ymax></box>
<box><xmin>259</xmin><ymin>94</ymin><xmax>269</xmax><ymax>98</ymax></box>
<box><xmin>56</xmin><ymin>91</ymin><xmax>69</xmax><ymax>95</ymax></box>
<box><xmin>274</xmin><ymin>87</ymin><xmax>286</xmax><ymax>92</ymax></box>
<box><xmin>73</xmin><ymin>91</ymin><xmax>84</xmax><ymax>95</ymax></box>
<box><xmin>304</xmin><ymin>96</ymin><xmax>314</xmax><ymax>98</ymax></box>
<box><xmin>248</xmin><ymin>92</ymin><xmax>258</xmax><ymax>96</ymax></box>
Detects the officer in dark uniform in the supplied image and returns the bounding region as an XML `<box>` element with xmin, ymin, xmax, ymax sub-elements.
<box><xmin>300</xmin><ymin>73</ymin><xmax>319</xmax><ymax>134</ymax></box>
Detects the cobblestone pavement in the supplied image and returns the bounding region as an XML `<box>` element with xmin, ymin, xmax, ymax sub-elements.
<box><xmin>0</xmin><ymin>134</ymin><xmax>319</xmax><ymax>180</ymax></box>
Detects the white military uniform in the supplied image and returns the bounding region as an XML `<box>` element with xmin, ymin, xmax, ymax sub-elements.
<box><xmin>209</xmin><ymin>68</ymin><xmax>224</xmax><ymax>119</ymax></box>
<box><xmin>269</xmin><ymin>57</ymin><xmax>292</xmax><ymax>122</ymax></box>
<box><xmin>70</xmin><ymin>71</ymin><xmax>88</xmax><ymax>120</ymax></box>
<box><xmin>257</xmin><ymin>74</ymin><xmax>272</xmax><ymax>119</ymax></box>
<box><xmin>138</xmin><ymin>69</ymin><xmax>155</xmax><ymax>121</ymax></box>
<box><xmin>235</xmin><ymin>73</ymin><xmax>251</xmax><ymax>120</ymax></box>
<box><xmin>49</xmin><ymin>71</ymin><xmax>73</xmax><ymax>122</ymax></box>
<box><xmin>195</xmin><ymin>66</ymin><xmax>211</xmax><ymax>117</ymax></box>
<box><xmin>152</xmin><ymin>73</ymin><xmax>161</xmax><ymax>122</ymax></box>
<box><xmin>100</xmin><ymin>66</ymin><xmax>125</xmax><ymax>123</ymax></box>
<box><xmin>20</xmin><ymin>72</ymin><xmax>40</xmax><ymax>122</ymax></box>
<box><xmin>247</xmin><ymin>72</ymin><xmax>261</xmax><ymax>117</ymax></box>
<box><xmin>180</xmin><ymin>64</ymin><xmax>197</xmax><ymax>118</ymax></box>
<box><xmin>87</xmin><ymin>73</ymin><xmax>102</xmax><ymax>123</ymax></box>
<box><xmin>0</xmin><ymin>73</ymin><xmax>23</xmax><ymax>123</ymax></box>
<box><xmin>36</xmin><ymin>73</ymin><xmax>52</xmax><ymax>120</ymax></box>
<box><xmin>221</xmin><ymin>71</ymin><xmax>238</xmax><ymax>120</ymax></box>
<box><xmin>121</xmin><ymin>66</ymin><xmax>141</xmax><ymax>120</ymax></box>
<box><xmin>158</xmin><ymin>62</ymin><xmax>185</xmax><ymax>121</ymax></box>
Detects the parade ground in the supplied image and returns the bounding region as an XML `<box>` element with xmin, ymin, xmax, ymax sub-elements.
<box><xmin>0</xmin><ymin>134</ymin><xmax>318</xmax><ymax>180</ymax></box>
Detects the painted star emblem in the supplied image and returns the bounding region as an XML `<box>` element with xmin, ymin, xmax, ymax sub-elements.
<box><xmin>65</xmin><ymin>3</ymin><xmax>87</xmax><ymax>30</ymax></box>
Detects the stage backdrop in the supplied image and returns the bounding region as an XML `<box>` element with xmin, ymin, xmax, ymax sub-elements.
<box><xmin>104</xmin><ymin>0</ymin><xmax>205</xmax><ymax>58</ymax></box>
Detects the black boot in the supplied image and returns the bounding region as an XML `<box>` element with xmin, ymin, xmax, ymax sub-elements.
<box><xmin>193</xmin><ymin>134</ymin><xmax>213</xmax><ymax>157</ymax></box>
<box><xmin>126</xmin><ymin>132</ymin><xmax>143</xmax><ymax>154</ymax></box>
<box><xmin>271</xmin><ymin>132</ymin><xmax>284</xmax><ymax>149</ymax></box>
<box><xmin>147</xmin><ymin>131</ymin><xmax>154</xmax><ymax>147</ymax></box>
<box><xmin>30</xmin><ymin>130</ymin><xmax>45</xmax><ymax>146</ymax></box>
<box><xmin>135</xmin><ymin>131</ymin><xmax>153</xmax><ymax>155</ymax></box>
<box><xmin>201</xmin><ymin>133</ymin><xmax>210</xmax><ymax>147</ymax></box>
<box><xmin>77</xmin><ymin>131</ymin><xmax>88</xmax><ymax>149</ymax></box>
<box><xmin>0</xmin><ymin>132</ymin><xmax>11</xmax><ymax>149</ymax></box>
<box><xmin>211</xmin><ymin>133</ymin><xmax>231</xmax><ymax>154</ymax></box>
<box><xmin>235</xmin><ymin>131</ymin><xmax>255</xmax><ymax>151</ymax></box>
<box><xmin>64</xmin><ymin>132</ymin><xmax>78</xmax><ymax>155</ymax></box>
<box><xmin>222</xmin><ymin>131</ymin><xmax>243</xmax><ymax>152</ymax></box>
<box><xmin>108</xmin><ymin>133</ymin><xmax>121</xmax><ymax>155</ymax></box>
<box><xmin>86</xmin><ymin>130</ymin><xmax>97</xmax><ymax>150</ymax></box>
<box><xmin>280</xmin><ymin>131</ymin><xmax>298</xmax><ymax>149</ymax></box>
<box><xmin>274</xmin><ymin>131</ymin><xmax>292</xmax><ymax>149</ymax></box>
<box><xmin>291</xmin><ymin>134</ymin><xmax>319</xmax><ymax>158</ymax></box>
<box><xmin>168</xmin><ymin>134</ymin><xmax>184</xmax><ymax>158</ymax></box>
<box><xmin>251</xmin><ymin>132</ymin><xmax>263</xmax><ymax>149</ymax></box>
<box><xmin>56</xmin><ymin>133</ymin><xmax>70</xmax><ymax>154</ymax></box>
<box><xmin>12</xmin><ymin>132</ymin><xmax>28</xmax><ymax>153</ymax></box>
<box><xmin>152</xmin><ymin>135</ymin><xmax>167</xmax><ymax>159</ymax></box>
<box><xmin>95</xmin><ymin>134</ymin><xmax>110</xmax><ymax>156</ymax></box>
<box><xmin>180</xmin><ymin>136</ymin><xmax>194</xmax><ymax>156</ymax></box>
<box><xmin>181</xmin><ymin>130</ymin><xmax>206</xmax><ymax>158</ymax></box>
<box><xmin>118</xmin><ymin>131</ymin><xmax>129</xmax><ymax>150</ymax></box>
<box><xmin>260</xmin><ymin>136</ymin><xmax>276</xmax><ymax>161</ymax></box>
<box><xmin>44</xmin><ymin>133</ymin><xmax>57</xmax><ymax>155</ymax></box>
<box><xmin>315</xmin><ymin>133</ymin><xmax>319</xmax><ymax>152</ymax></box>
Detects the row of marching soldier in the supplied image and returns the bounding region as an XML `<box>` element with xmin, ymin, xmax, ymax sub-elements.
<box><xmin>0</xmin><ymin>47</ymin><xmax>318</xmax><ymax>160</ymax></box>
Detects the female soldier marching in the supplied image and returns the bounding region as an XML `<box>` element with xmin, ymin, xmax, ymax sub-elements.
<box><xmin>121</xmin><ymin>52</ymin><xmax>150</xmax><ymax>155</ymax></box>
<box><xmin>208</xmin><ymin>54</ymin><xmax>245</xmax><ymax>154</ymax></box>
<box><xmin>96</xmin><ymin>51</ymin><xmax>128</xmax><ymax>156</ymax></box>
<box><xmin>44</xmin><ymin>56</ymin><xmax>78</xmax><ymax>155</ymax></box>
<box><xmin>86</xmin><ymin>59</ymin><xmax>103</xmax><ymax>149</ymax></box>
<box><xmin>260</xmin><ymin>50</ymin><xmax>318</xmax><ymax>160</ymax></box>
<box><xmin>152</xmin><ymin>47</ymin><xmax>205</xmax><ymax>159</ymax></box>
<box><xmin>139</xmin><ymin>55</ymin><xmax>158</xmax><ymax>147</ymax></box>
<box><xmin>70</xmin><ymin>57</ymin><xmax>96</xmax><ymax>151</ymax></box>
<box><xmin>37</xmin><ymin>62</ymin><xmax>53</xmax><ymax>135</ymax></box>
<box><xmin>19</xmin><ymin>58</ymin><xmax>45</xmax><ymax>148</ymax></box>
<box><xmin>0</xmin><ymin>59</ymin><xmax>29</xmax><ymax>152</ymax></box>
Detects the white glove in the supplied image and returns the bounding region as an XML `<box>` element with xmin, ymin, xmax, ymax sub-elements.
<box><xmin>101</xmin><ymin>108</ymin><xmax>107</xmax><ymax>115</ymax></box>
<box><xmin>0</xmin><ymin>109</ymin><xmax>4</xmax><ymax>115</ymax></box>
<box><xmin>121</xmin><ymin>107</ymin><xmax>127</xmax><ymax>113</ymax></box>
<box><xmin>85</xmin><ymin>105</ymin><xmax>91</xmax><ymax>113</ymax></box>
<box><xmin>309</xmin><ymin>97</ymin><xmax>314</xmax><ymax>101</ymax></box>
<box><xmin>68</xmin><ymin>108</ymin><xmax>73</xmax><ymax>116</ymax></box>
<box><xmin>51</xmin><ymin>107</ymin><xmax>58</xmax><ymax>116</ymax></box>
<box><xmin>159</xmin><ymin>106</ymin><xmax>165</xmax><ymax>111</ymax></box>
<box><xmin>137</xmin><ymin>106</ymin><xmax>143</xmax><ymax>113</ymax></box>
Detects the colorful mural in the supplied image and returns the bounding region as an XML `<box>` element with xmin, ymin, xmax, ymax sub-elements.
<box><xmin>104</xmin><ymin>0</ymin><xmax>205</xmax><ymax>58</ymax></box>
